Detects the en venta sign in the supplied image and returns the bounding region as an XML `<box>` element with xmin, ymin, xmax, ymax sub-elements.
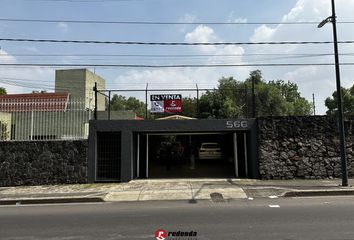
<box><xmin>150</xmin><ymin>94</ymin><xmax>182</xmax><ymax>113</ymax></box>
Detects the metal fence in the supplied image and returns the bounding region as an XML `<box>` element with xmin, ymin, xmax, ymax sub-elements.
<box><xmin>94</xmin><ymin>84</ymin><xmax>252</xmax><ymax>120</ymax></box>
<box><xmin>0</xmin><ymin>98</ymin><xmax>92</xmax><ymax>141</ymax></box>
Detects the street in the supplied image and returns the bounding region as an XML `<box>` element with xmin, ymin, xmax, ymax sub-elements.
<box><xmin>1</xmin><ymin>197</ymin><xmax>354</xmax><ymax>240</ymax></box>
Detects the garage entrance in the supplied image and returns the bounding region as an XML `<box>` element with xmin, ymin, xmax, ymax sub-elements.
<box><xmin>136</xmin><ymin>132</ymin><xmax>249</xmax><ymax>179</ymax></box>
<box><xmin>88</xmin><ymin>119</ymin><xmax>258</xmax><ymax>182</ymax></box>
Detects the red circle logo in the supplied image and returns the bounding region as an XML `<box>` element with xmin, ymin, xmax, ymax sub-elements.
<box><xmin>155</xmin><ymin>229</ymin><xmax>167</xmax><ymax>240</ymax></box>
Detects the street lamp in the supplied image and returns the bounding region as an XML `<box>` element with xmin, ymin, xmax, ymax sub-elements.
<box><xmin>318</xmin><ymin>0</ymin><xmax>348</xmax><ymax>186</ymax></box>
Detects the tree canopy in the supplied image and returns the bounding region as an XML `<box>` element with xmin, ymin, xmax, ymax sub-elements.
<box><xmin>325</xmin><ymin>84</ymin><xmax>354</xmax><ymax>116</ymax></box>
<box><xmin>198</xmin><ymin>70</ymin><xmax>312</xmax><ymax>119</ymax></box>
<box><xmin>110</xmin><ymin>94</ymin><xmax>146</xmax><ymax>118</ymax></box>
<box><xmin>181</xmin><ymin>97</ymin><xmax>198</xmax><ymax>118</ymax></box>
<box><xmin>0</xmin><ymin>87</ymin><xmax>6</xmax><ymax>95</ymax></box>
<box><xmin>108</xmin><ymin>70</ymin><xmax>313</xmax><ymax>119</ymax></box>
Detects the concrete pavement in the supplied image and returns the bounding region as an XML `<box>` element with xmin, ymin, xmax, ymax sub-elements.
<box><xmin>1</xmin><ymin>178</ymin><xmax>354</xmax><ymax>205</ymax></box>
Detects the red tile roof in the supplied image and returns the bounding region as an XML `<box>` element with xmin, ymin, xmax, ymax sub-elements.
<box><xmin>0</xmin><ymin>92</ymin><xmax>69</xmax><ymax>112</ymax></box>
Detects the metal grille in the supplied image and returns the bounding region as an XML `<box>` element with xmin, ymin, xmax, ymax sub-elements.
<box><xmin>0</xmin><ymin>98</ymin><xmax>92</xmax><ymax>141</ymax></box>
<box><xmin>96</xmin><ymin>132</ymin><xmax>121</xmax><ymax>181</ymax></box>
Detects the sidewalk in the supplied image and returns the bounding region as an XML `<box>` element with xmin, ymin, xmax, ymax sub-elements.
<box><xmin>1</xmin><ymin>178</ymin><xmax>354</xmax><ymax>205</ymax></box>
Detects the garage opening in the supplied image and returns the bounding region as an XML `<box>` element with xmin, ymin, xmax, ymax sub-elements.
<box><xmin>137</xmin><ymin>132</ymin><xmax>249</xmax><ymax>179</ymax></box>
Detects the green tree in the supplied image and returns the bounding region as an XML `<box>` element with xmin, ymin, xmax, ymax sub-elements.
<box><xmin>248</xmin><ymin>69</ymin><xmax>263</xmax><ymax>84</ymax></box>
<box><xmin>110</xmin><ymin>95</ymin><xmax>126</xmax><ymax>110</ymax></box>
<box><xmin>325</xmin><ymin>84</ymin><xmax>354</xmax><ymax>116</ymax></box>
<box><xmin>110</xmin><ymin>94</ymin><xmax>146</xmax><ymax>117</ymax></box>
<box><xmin>255</xmin><ymin>81</ymin><xmax>288</xmax><ymax>116</ymax></box>
<box><xmin>0</xmin><ymin>87</ymin><xmax>6</xmax><ymax>95</ymax></box>
<box><xmin>182</xmin><ymin>97</ymin><xmax>198</xmax><ymax>118</ymax></box>
<box><xmin>199</xmin><ymin>77</ymin><xmax>249</xmax><ymax>119</ymax></box>
<box><xmin>222</xmin><ymin>97</ymin><xmax>241</xmax><ymax>118</ymax></box>
<box><xmin>268</xmin><ymin>79</ymin><xmax>312</xmax><ymax>116</ymax></box>
<box><xmin>199</xmin><ymin>70</ymin><xmax>312</xmax><ymax>118</ymax></box>
<box><xmin>268</xmin><ymin>80</ymin><xmax>300</xmax><ymax>102</ymax></box>
<box><xmin>199</xmin><ymin>89</ymin><xmax>225</xmax><ymax>119</ymax></box>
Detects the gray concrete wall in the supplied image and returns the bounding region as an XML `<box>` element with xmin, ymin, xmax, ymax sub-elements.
<box><xmin>55</xmin><ymin>69</ymin><xmax>106</xmax><ymax>111</ymax></box>
<box><xmin>0</xmin><ymin>140</ymin><xmax>88</xmax><ymax>187</ymax></box>
<box><xmin>85</xmin><ymin>69</ymin><xmax>106</xmax><ymax>111</ymax></box>
<box><xmin>56</xmin><ymin>69</ymin><xmax>86</xmax><ymax>100</ymax></box>
<box><xmin>97</xmin><ymin>110</ymin><xmax>137</xmax><ymax>120</ymax></box>
<box><xmin>258</xmin><ymin>116</ymin><xmax>354</xmax><ymax>179</ymax></box>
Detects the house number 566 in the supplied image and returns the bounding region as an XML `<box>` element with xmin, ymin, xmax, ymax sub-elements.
<box><xmin>226</xmin><ymin>120</ymin><xmax>248</xmax><ymax>129</ymax></box>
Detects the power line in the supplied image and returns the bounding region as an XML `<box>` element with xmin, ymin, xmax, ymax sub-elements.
<box><xmin>0</xmin><ymin>78</ymin><xmax>230</xmax><ymax>93</ymax></box>
<box><xmin>2</xmin><ymin>53</ymin><xmax>354</xmax><ymax>57</ymax></box>
<box><xmin>0</xmin><ymin>18</ymin><xmax>353</xmax><ymax>25</ymax></box>
<box><xmin>0</xmin><ymin>57</ymin><xmax>345</xmax><ymax>65</ymax></box>
<box><xmin>1</xmin><ymin>54</ymin><xmax>351</xmax><ymax>63</ymax></box>
<box><xmin>1</xmin><ymin>63</ymin><xmax>354</xmax><ymax>68</ymax></box>
<box><xmin>2</xmin><ymin>52</ymin><xmax>353</xmax><ymax>65</ymax></box>
<box><xmin>0</xmin><ymin>78</ymin><xmax>101</xmax><ymax>91</ymax></box>
<box><xmin>0</xmin><ymin>54</ymin><xmax>346</xmax><ymax>64</ymax></box>
<box><xmin>16</xmin><ymin>0</ymin><xmax>144</xmax><ymax>2</ymax></box>
<box><xmin>1</xmin><ymin>38</ymin><xmax>354</xmax><ymax>45</ymax></box>
<box><xmin>0</xmin><ymin>77</ymin><xmax>214</xmax><ymax>90</ymax></box>
<box><xmin>0</xmin><ymin>77</ymin><xmax>54</xmax><ymax>84</ymax></box>
<box><xmin>0</xmin><ymin>53</ymin><xmax>334</xmax><ymax>57</ymax></box>
<box><xmin>0</xmin><ymin>79</ymin><xmax>55</xmax><ymax>90</ymax></box>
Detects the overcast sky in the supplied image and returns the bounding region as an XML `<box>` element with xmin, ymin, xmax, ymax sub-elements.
<box><xmin>0</xmin><ymin>0</ymin><xmax>353</xmax><ymax>114</ymax></box>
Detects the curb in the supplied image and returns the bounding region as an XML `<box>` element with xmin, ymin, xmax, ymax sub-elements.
<box><xmin>0</xmin><ymin>197</ymin><xmax>105</xmax><ymax>205</ymax></box>
<box><xmin>283</xmin><ymin>189</ymin><xmax>354</xmax><ymax>197</ymax></box>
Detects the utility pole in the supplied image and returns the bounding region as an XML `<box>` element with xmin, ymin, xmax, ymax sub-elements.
<box><xmin>93</xmin><ymin>82</ymin><xmax>97</xmax><ymax>120</ymax></box>
<box><xmin>330</xmin><ymin>0</ymin><xmax>348</xmax><ymax>186</ymax></box>
<box><xmin>145</xmin><ymin>83</ymin><xmax>148</xmax><ymax>119</ymax></box>
<box><xmin>312</xmin><ymin>93</ymin><xmax>316</xmax><ymax>116</ymax></box>
<box><xmin>318</xmin><ymin>0</ymin><xmax>348</xmax><ymax>186</ymax></box>
<box><xmin>196</xmin><ymin>84</ymin><xmax>199</xmax><ymax>118</ymax></box>
<box><xmin>108</xmin><ymin>91</ymin><xmax>111</xmax><ymax>120</ymax></box>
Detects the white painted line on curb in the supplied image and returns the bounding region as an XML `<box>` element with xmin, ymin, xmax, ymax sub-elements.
<box><xmin>269</xmin><ymin>205</ymin><xmax>280</xmax><ymax>208</ymax></box>
<box><xmin>0</xmin><ymin>202</ymin><xmax>111</xmax><ymax>208</ymax></box>
<box><xmin>292</xmin><ymin>196</ymin><xmax>354</xmax><ymax>199</ymax></box>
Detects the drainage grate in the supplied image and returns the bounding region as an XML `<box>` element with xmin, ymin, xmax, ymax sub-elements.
<box><xmin>96</xmin><ymin>132</ymin><xmax>121</xmax><ymax>181</ymax></box>
<box><xmin>210</xmin><ymin>192</ymin><xmax>225</xmax><ymax>203</ymax></box>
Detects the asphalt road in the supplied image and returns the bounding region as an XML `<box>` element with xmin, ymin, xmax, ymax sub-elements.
<box><xmin>1</xmin><ymin>197</ymin><xmax>354</xmax><ymax>240</ymax></box>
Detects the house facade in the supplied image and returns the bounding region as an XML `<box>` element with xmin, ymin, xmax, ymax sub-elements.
<box><xmin>0</xmin><ymin>69</ymin><xmax>106</xmax><ymax>140</ymax></box>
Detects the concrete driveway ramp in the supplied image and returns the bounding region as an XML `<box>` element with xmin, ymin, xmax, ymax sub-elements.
<box><xmin>104</xmin><ymin>179</ymin><xmax>247</xmax><ymax>202</ymax></box>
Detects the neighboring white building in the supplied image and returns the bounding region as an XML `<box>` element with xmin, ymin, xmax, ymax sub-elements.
<box><xmin>0</xmin><ymin>69</ymin><xmax>107</xmax><ymax>140</ymax></box>
<box><xmin>0</xmin><ymin>92</ymin><xmax>89</xmax><ymax>140</ymax></box>
<box><xmin>0</xmin><ymin>69</ymin><xmax>144</xmax><ymax>141</ymax></box>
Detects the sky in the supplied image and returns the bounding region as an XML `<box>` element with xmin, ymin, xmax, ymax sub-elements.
<box><xmin>0</xmin><ymin>0</ymin><xmax>353</xmax><ymax>114</ymax></box>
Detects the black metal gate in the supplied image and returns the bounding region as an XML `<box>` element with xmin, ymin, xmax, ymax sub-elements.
<box><xmin>96</xmin><ymin>132</ymin><xmax>121</xmax><ymax>181</ymax></box>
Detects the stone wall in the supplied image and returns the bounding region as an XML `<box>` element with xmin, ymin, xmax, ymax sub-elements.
<box><xmin>0</xmin><ymin>140</ymin><xmax>88</xmax><ymax>187</ymax></box>
<box><xmin>258</xmin><ymin>116</ymin><xmax>354</xmax><ymax>179</ymax></box>
<box><xmin>2</xmin><ymin>117</ymin><xmax>354</xmax><ymax>186</ymax></box>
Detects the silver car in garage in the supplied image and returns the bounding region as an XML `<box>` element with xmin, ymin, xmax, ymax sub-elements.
<box><xmin>198</xmin><ymin>142</ymin><xmax>223</xmax><ymax>160</ymax></box>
